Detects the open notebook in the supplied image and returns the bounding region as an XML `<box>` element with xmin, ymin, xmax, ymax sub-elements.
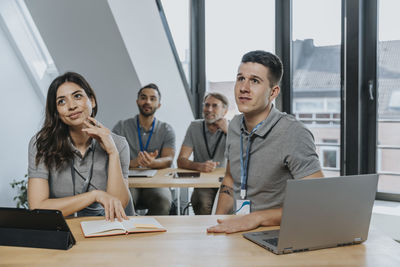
<box><xmin>128</xmin><ymin>169</ymin><xmax>157</xmax><ymax>177</ymax></box>
<box><xmin>80</xmin><ymin>217</ymin><xmax>166</xmax><ymax>237</ymax></box>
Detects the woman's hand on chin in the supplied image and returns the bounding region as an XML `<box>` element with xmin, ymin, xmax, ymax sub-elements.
<box><xmin>92</xmin><ymin>190</ymin><xmax>128</xmax><ymax>222</ymax></box>
<box><xmin>82</xmin><ymin>117</ymin><xmax>118</xmax><ymax>155</ymax></box>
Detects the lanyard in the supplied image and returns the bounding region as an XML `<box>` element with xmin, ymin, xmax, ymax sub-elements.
<box><xmin>71</xmin><ymin>146</ymin><xmax>96</xmax><ymax>196</ymax></box>
<box><xmin>202</xmin><ymin>120</ymin><xmax>224</xmax><ymax>160</ymax></box>
<box><xmin>240</xmin><ymin>118</ymin><xmax>263</xmax><ymax>199</ymax></box>
<box><xmin>137</xmin><ymin>117</ymin><xmax>155</xmax><ymax>152</ymax></box>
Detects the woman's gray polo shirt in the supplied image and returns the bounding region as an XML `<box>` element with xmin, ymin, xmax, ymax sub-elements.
<box><xmin>112</xmin><ymin>115</ymin><xmax>175</xmax><ymax>160</ymax></box>
<box><xmin>182</xmin><ymin>119</ymin><xmax>227</xmax><ymax>167</ymax></box>
<box><xmin>226</xmin><ymin>106</ymin><xmax>321</xmax><ymax>212</ymax></box>
<box><xmin>28</xmin><ymin>133</ymin><xmax>130</xmax><ymax>216</ymax></box>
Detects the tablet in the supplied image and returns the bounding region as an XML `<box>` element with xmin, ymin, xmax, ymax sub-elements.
<box><xmin>174</xmin><ymin>172</ymin><xmax>200</xmax><ymax>178</ymax></box>
<box><xmin>0</xmin><ymin>208</ymin><xmax>72</xmax><ymax>232</ymax></box>
<box><xmin>0</xmin><ymin>207</ymin><xmax>76</xmax><ymax>250</ymax></box>
<box><xmin>128</xmin><ymin>169</ymin><xmax>157</xmax><ymax>177</ymax></box>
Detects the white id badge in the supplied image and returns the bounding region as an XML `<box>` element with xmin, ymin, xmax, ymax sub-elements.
<box><xmin>236</xmin><ymin>199</ymin><xmax>251</xmax><ymax>215</ymax></box>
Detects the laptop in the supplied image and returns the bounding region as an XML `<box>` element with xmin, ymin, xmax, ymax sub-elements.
<box><xmin>243</xmin><ymin>174</ymin><xmax>378</xmax><ymax>254</ymax></box>
<box><xmin>128</xmin><ymin>169</ymin><xmax>157</xmax><ymax>177</ymax></box>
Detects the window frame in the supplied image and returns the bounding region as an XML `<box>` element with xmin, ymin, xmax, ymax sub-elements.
<box><xmin>157</xmin><ymin>0</ymin><xmax>399</xmax><ymax>201</ymax></box>
<box><xmin>0</xmin><ymin>0</ymin><xmax>58</xmax><ymax>102</ymax></box>
<box><xmin>155</xmin><ymin>0</ymin><xmax>197</xmax><ymax>117</ymax></box>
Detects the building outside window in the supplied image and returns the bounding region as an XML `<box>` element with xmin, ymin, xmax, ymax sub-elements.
<box><xmin>159</xmin><ymin>0</ymin><xmax>400</xmax><ymax>197</ymax></box>
<box><xmin>292</xmin><ymin>0</ymin><xmax>341</xmax><ymax>176</ymax></box>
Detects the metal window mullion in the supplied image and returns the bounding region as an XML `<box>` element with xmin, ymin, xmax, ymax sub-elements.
<box><xmin>360</xmin><ymin>0</ymin><xmax>378</xmax><ymax>174</ymax></box>
<box><xmin>190</xmin><ymin>0</ymin><xmax>205</xmax><ymax>119</ymax></box>
<box><xmin>341</xmin><ymin>0</ymin><xmax>362</xmax><ymax>175</ymax></box>
<box><xmin>155</xmin><ymin>0</ymin><xmax>194</xmax><ymax>116</ymax></box>
<box><xmin>275</xmin><ymin>0</ymin><xmax>292</xmax><ymax>114</ymax></box>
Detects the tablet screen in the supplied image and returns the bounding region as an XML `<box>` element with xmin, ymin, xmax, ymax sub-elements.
<box><xmin>174</xmin><ymin>172</ymin><xmax>200</xmax><ymax>178</ymax></box>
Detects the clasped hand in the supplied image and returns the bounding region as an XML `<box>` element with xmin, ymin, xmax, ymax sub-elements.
<box><xmin>137</xmin><ymin>150</ymin><xmax>159</xmax><ymax>168</ymax></box>
<box><xmin>199</xmin><ymin>160</ymin><xmax>219</xmax><ymax>172</ymax></box>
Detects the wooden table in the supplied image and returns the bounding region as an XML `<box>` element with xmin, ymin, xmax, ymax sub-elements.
<box><xmin>1</xmin><ymin>215</ymin><xmax>400</xmax><ymax>266</ymax></box>
<box><xmin>129</xmin><ymin>168</ymin><xmax>225</xmax><ymax>214</ymax></box>
<box><xmin>128</xmin><ymin>168</ymin><xmax>225</xmax><ymax>188</ymax></box>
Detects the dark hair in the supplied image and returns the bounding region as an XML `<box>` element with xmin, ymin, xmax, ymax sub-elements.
<box><xmin>137</xmin><ymin>83</ymin><xmax>161</xmax><ymax>100</ymax></box>
<box><xmin>241</xmin><ymin>50</ymin><xmax>283</xmax><ymax>86</ymax></box>
<box><xmin>35</xmin><ymin>72</ymin><xmax>98</xmax><ymax>169</ymax></box>
<box><xmin>204</xmin><ymin>92</ymin><xmax>229</xmax><ymax>108</ymax></box>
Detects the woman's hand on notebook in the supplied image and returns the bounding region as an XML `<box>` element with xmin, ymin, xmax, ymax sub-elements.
<box><xmin>93</xmin><ymin>190</ymin><xmax>129</xmax><ymax>222</ymax></box>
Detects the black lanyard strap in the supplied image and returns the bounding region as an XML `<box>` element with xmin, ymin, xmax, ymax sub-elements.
<box><xmin>71</xmin><ymin>146</ymin><xmax>96</xmax><ymax>195</ymax></box>
<box><xmin>202</xmin><ymin>120</ymin><xmax>224</xmax><ymax>160</ymax></box>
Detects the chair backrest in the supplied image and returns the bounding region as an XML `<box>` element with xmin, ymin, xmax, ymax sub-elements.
<box><xmin>211</xmin><ymin>188</ymin><xmax>220</xmax><ymax>215</ymax></box>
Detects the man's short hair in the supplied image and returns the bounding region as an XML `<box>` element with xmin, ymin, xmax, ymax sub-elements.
<box><xmin>241</xmin><ymin>50</ymin><xmax>283</xmax><ymax>86</ymax></box>
<box><xmin>137</xmin><ymin>83</ymin><xmax>161</xmax><ymax>100</ymax></box>
<box><xmin>204</xmin><ymin>92</ymin><xmax>229</xmax><ymax>108</ymax></box>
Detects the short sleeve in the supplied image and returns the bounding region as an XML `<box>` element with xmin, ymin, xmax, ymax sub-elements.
<box><xmin>224</xmin><ymin>122</ymin><xmax>234</xmax><ymax>161</ymax></box>
<box><xmin>163</xmin><ymin>123</ymin><xmax>176</xmax><ymax>150</ymax></box>
<box><xmin>28</xmin><ymin>136</ymin><xmax>49</xmax><ymax>179</ymax></box>
<box><xmin>114</xmin><ymin>135</ymin><xmax>130</xmax><ymax>179</ymax></box>
<box><xmin>112</xmin><ymin>120</ymin><xmax>123</xmax><ymax>136</ymax></box>
<box><xmin>283</xmin><ymin>123</ymin><xmax>322</xmax><ymax>179</ymax></box>
<box><xmin>182</xmin><ymin>122</ymin><xmax>194</xmax><ymax>148</ymax></box>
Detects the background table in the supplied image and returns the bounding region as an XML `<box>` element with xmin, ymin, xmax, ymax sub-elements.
<box><xmin>1</xmin><ymin>215</ymin><xmax>400</xmax><ymax>266</ymax></box>
<box><xmin>129</xmin><ymin>168</ymin><xmax>225</xmax><ymax>214</ymax></box>
<box><xmin>128</xmin><ymin>168</ymin><xmax>225</xmax><ymax>188</ymax></box>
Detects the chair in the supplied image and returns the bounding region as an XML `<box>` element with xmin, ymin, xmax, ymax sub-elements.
<box><xmin>211</xmin><ymin>188</ymin><xmax>220</xmax><ymax>215</ymax></box>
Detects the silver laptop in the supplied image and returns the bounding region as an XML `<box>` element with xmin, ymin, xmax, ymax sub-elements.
<box><xmin>243</xmin><ymin>174</ymin><xmax>378</xmax><ymax>254</ymax></box>
<box><xmin>128</xmin><ymin>169</ymin><xmax>157</xmax><ymax>177</ymax></box>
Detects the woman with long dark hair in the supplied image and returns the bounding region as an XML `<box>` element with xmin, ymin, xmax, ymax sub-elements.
<box><xmin>28</xmin><ymin>72</ymin><xmax>131</xmax><ymax>221</ymax></box>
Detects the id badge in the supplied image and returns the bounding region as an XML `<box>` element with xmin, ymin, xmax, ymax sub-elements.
<box><xmin>236</xmin><ymin>199</ymin><xmax>251</xmax><ymax>215</ymax></box>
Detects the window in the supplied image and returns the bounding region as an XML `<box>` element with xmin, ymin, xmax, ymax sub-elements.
<box><xmin>158</xmin><ymin>0</ymin><xmax>190</xmax><ymax>83</ymax></box>
<box><xmin>205</xmin><ymin>0</ymin><xmax>275</xmax><ymax>120</ymax></box>
<box><xmin>321</xmin><ymin>148</ymin><xmax>338</xmax><ymax>168</ymax></box>
<box><xmin>158</xmin><ymin>0</ymin><xmax>400</xmax><ymax>200</ymax></box>
<box><xmin>294</xmin><ymin>99</ymin><xmax>324</xmax><ymax>113</ymax></box>
<box><xmin>388</xmin><ymin>91</ymin><xmax>400</xmax><ymax>110</ymax></box>
<box><xmin>377</xmin><ymin>0</ymin><xmax>400</xmax><ymax>194</ymax></box>
<box><xmin>317</xmin><ymin>138</ymin><xmax>339</xmax><ymax>176</ymax></box>
<box><xmin>0</xmin><ymin>0</ymin><xmax>58</xmax><ymax>97</ymax></box>
<box><xmin>292</xmin><ymin>0</ymin><xmax>341</xmax><ymax>176</ymax></box>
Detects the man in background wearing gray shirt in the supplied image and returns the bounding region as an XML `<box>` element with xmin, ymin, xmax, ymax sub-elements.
<box><xmin>113</xmin><ymin>83</ymin><xmax>175</xmax><ymax>215</ymax></box>
<box><xmin>207</xmin><ymin>51</ymin><xmax>324</xmax><ymax>233</ymax></box>
<box><xmin>177</xmin><ymin>92</ymin><xmax>229</xmax><ymax>215</ymax></box>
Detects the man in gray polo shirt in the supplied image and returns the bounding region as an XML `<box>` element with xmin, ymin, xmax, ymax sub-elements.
<box><xmin>113</xmin><ymin>83</ymin><xmax>175</xmax><ymax>215</ymax></box>
<box><xmin>177</xmin><ymin>92</ymin><xmax>229</xmax><ymax>215</ymax></box>
<box><xmin>207</xmin><ymin>51</ymin><xmax>324</xmax><ymax>234</ymax></box>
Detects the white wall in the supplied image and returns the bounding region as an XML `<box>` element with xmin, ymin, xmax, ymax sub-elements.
<box><xmin>0</xmin><ymin>0</ymin><xmax>195</xmax><ymax>206</ymax></box>
<box><xmin>27</xmin><ymin>0</ymin><xmax>193</xmax><ymax>162</ymax></box>
<box><xmin>25</xmin><ymin>0</ymin><xmax>142</xmax><ymax>129</ymax></box>
<box><xmin>0</xmin><ymin>24</ymin><xmax>43</xmax><ymax>207</ymax></box>
<box><xmin>108</xmin><ymin>0</ymin><xmax>194</xmax><ymax>159</ymax></box>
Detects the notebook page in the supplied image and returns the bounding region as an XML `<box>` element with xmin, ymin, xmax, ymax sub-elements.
<box><xmin>121</xmin><ymin>217</ymin><xmax>164</xmax><ymax>230</ymax></box>
<box><xmin>81</xmin><ymin>220</ymin><xmax>125</xmax><ymax>236</ymax></box>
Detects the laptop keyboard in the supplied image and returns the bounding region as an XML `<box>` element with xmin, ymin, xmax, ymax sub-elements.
<box><xmin>263</xmin><ymin>237</ymin><xmax>279</xmax><ymax>247</ymax></box>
